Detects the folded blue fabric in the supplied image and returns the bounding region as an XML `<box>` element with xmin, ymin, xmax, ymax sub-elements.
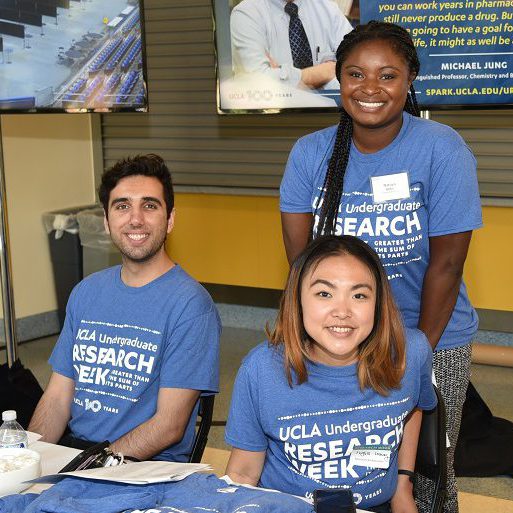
<box><xmin>12</xmin><ymin>479</ymin><xmax>159</xmax><ymax>513</ymax></box>
<box><xmin>0</xmin><ymin>493</ymin><xmax>37</xmax><ymax>513</ymax></box>
<box><xmin>0</xmin><ymin>474</ymin><xmax>313</xmax><ymax>513</ymax></box>
<box><xmin>155</xmin><ymin>473</ymin><xmax>314</xmax><ymax>513</ymax></box>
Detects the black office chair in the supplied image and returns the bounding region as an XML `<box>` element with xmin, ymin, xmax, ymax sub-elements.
<box><xmin>188</xmin><ymin>394</ymin><xmax>215</xmax><ymax>463</ymax></box>
<box><xmin>414</xmin><ymin>385</ymin><xmax>447</xmax><ymax>513</ymax></box>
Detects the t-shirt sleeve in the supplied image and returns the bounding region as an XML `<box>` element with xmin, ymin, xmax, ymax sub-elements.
<box><xmin>416</xmin><ymin>332</ymin><xmax>438</xmax><ymax>410</ymax></box>
<box><xmin>158</xmin><ymin>303</ymin><xmax>221</xmax><ymax>393</ymax></box>
<box><xmin>225</xmin><ymin>363</ymin><xmax>268</xmax><ymax>452</ymax></box>
<box><xmin>427</xmin><ymin>140</ymin><xmax>482</xmax><ymax>236</ymax></box>
<box><xmin>48</xmin><ymin>284</ymin><xmax>80</xmax><ymax>379</ymax></box>
<box><xmin>280</xmin><ymin>137</ymin><xmax>315</xmax><ymax>214</ymax></box>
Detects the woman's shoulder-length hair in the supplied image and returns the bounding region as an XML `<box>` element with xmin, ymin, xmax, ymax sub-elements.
<box><xmin>267</xmin><ymin>235</ymin><xmax>406</xmax><ymax>396</ymax></box>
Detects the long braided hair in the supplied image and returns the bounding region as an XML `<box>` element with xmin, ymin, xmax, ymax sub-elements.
<box><xmin>315</xmin><ymin>21</ymin><xmax>421</xmax><ymax>237</ymax></box>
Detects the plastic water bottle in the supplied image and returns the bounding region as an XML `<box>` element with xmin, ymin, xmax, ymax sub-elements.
<box><xmin>0</xmin><ymin>410</ymin><xmax>28</xmax><ymax>449</ymax></box>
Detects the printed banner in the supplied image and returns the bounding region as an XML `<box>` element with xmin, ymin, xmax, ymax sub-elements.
<box><xmin>213</xmin><ymin>0</ymin><xmax>358</xmax><ymax>112</ymax></box>
<box><xmin>360</xmin><ymin>0</ymin><xmax>513</xmax><ymax>107</ymax></box>
<box><xmin>213</xmin><ymin>0</ymin><xmax>513</xmax><ymax>112</ymax></box>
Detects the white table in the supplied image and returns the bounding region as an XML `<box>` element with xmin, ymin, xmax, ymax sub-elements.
<box><xmin>25</xmin><ymin>440</ymin><xmax>81</xmax><ymax>494</ymax></box>
<box><xmin>31</xmin><ymin>440</ymin><xmax>81</xmax><ymax>475</ymax></box>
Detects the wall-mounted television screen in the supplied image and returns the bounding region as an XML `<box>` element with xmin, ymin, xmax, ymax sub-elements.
<box><xmin>214</xmin><ymin>0</ymin><xmax>358</xmax><ymax>113</ymax></box>
<box><xmin>0</xmin><ymin>0</ymin><xmax>147</xmax><ymax>113</ymax></box>
<box><xmin>213</xmin><ymin>0</ymin><xmax>513</xmax><ymax>113</ymax></box>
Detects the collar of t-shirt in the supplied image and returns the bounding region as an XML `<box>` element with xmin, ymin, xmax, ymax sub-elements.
<box><xmin>350</xmin><ymin>111</ymin><xmax>412</xmax><ymax>164</ymax></box>
<box><xmin>114</xmin><ymin>263</ymin><xmax>181</xmax><ymax>294</ymax></box>
<box><xmin>306</xmin><ymin>358</ymin><xmax>358</xmax><ymax>378</ymax></box>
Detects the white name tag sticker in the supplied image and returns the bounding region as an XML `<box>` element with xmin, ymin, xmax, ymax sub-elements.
<box><xmin>349</xmin><ymin>445</ymin><xmax>392</xmax><ymax>469</ymax></box>
<box><xmin>371</xmin><ymin>172</ymin><xmax>410</xmax><ymax>203</ymax></box>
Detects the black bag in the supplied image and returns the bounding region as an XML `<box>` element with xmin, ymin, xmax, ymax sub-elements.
<box><xmin>0</xmin><ymin>358</ymin><xmax>43</xmax><ymax>429</ymax></box>
<box><xmin>454</xmin><ymin>382</ymin><xmax>513</xmax><ymax>477</ymax></box>
<box><xmin>59</xmin><ymin>441</ymin><xmax>112</xmax><ymax>472</ymax></box>
<box><xmin>59</xmin><ymin>441</ymin><xmax>134</xmax><ymax>472</ymax></box>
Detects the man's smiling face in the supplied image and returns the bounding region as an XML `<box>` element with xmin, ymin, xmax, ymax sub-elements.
<box><xmin>104</xmin><ymin>175</ymin><xmax>174</xmax><ymax>264</ymax></box>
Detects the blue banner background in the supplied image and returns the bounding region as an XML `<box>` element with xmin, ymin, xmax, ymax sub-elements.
<box><xmin>360</xmin><ymin>1</ymin><xmax>513</xmax><ymax>107</ymax></box>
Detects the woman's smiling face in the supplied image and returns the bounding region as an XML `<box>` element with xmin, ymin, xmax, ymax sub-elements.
<box><xmin>300</xmin><ymin>253</ymin><xmax>376</xmax><ymax>367</ymax></box>
<box><xmin>339</xmin><ymin>38</ymin><xmax>415</xmax><ymax>133</ymax></box>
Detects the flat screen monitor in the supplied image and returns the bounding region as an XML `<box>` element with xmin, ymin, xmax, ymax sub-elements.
<box><xmin>213</xmin><ymin>0</ymin><xmax>359</xmax><ymax>113</ymax></box>
<box><xmin>213</xmin><ymin>0</ymin><xmax>513</xmax><ymax>113</ymax></box>
<box><xmin>0</xmin><ymin>0</ymin><xmax>148</xmax><ymax>113</ymax></box>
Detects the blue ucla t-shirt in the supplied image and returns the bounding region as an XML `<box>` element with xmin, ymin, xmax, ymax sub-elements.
<box><xmin>225</xmin><ymin>328</ymin><xmax>436</xmax><ymax>509</ymax></box>
<box><xmin>2</xmin><ymin>474</ymin><xmax>315</xmax><ymax>513</ymax></box>
<box><xmin>280</xmin><ymin>112</ymin><xmax>483</xmax><ymax>350</ymax></box>
<box><xmin>49</xmin><ymin>264</ymin><xmax>221</xmax><ymax>461</ymax></box>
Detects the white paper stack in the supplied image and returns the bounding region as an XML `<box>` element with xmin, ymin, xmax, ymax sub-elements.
<box><xmin>33</xmin><ymin>461</ymin><xmax>211</xmax><ymax>485</ymax></box>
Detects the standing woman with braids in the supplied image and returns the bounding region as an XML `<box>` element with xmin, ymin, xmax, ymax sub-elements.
<box><xmin>280</xmin><ymin>21</ymin><xmax>482</xmax><ymax>513</ymax></box>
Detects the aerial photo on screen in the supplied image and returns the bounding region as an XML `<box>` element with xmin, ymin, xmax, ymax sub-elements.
<box><xmin>0</xmin><ymin>0</ymin><xmax>147</xmax><ymax>112</ymax></box>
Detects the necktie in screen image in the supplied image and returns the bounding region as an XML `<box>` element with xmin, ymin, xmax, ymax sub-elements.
<box><xmin>284</xmin><ymin>2</ymin><xmax>313</xmax><ymax>69</ymax></box>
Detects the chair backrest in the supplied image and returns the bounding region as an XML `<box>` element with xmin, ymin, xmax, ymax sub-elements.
<box><xmin>188</xmin><ymin>394</ymin><xmax>215</xmax><ymax>463</ymax></box>
<box><xmin>415</xmin><ymin>385</ymin><xmax>447</xmax><ymax>513</ymax></box>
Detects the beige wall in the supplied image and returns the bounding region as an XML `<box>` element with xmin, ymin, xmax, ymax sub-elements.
<box><xmin>168</xmin><ymin>194</ymin><xmax>513</xmax><ymax>314</ymax></box>
<box><xmin>0</xmin><ymin>114</ymin><xmax>98</xmax><ymax>318</ymax></box>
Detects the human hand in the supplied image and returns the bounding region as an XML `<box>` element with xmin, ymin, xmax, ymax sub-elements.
<box><xmin>300</xmin><ymin>61</ymin><xmax>336</xmax><ymax>89</ymax></box>
<box><xmin>390</xmin><ymin>476</ymin><xmax>418</xmax><ymax>513</ymax></box>
<box><xmin>265</xmin><ymin>52</ymin><xmax>280</xmax><ymax>69</ymax></box>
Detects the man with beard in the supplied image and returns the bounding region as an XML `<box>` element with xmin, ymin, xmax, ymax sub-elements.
<box><xmin>29</xmin><ymin>155</ymin><xmax>221</xmax><ymax>462</ymax></box>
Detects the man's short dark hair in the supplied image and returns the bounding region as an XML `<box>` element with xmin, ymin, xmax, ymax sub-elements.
<box><xmin>98</xmin><ymin>154</ymin><xmax>174</xmax><ymax>218</ymax></box>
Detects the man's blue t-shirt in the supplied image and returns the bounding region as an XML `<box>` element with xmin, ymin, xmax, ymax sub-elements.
<box><xmin>49</xmin><ymin>264</ymin><xmax>221</xmax><ymax>461</ymax></box>
<box><xmin>280</xmin><ymin>112</ymin><xmax>482</xmax><ymax>350</ymax></box>
<box><xmin>225</xmin><ymin>328</ymin><xmax>437</xmax><ymax>509</ymax></box>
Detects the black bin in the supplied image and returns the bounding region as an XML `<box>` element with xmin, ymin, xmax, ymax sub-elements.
<box><xmin>43</xmin><ymin>206</ymin><xmax>95</xmax><ymax>329</ymax></box>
